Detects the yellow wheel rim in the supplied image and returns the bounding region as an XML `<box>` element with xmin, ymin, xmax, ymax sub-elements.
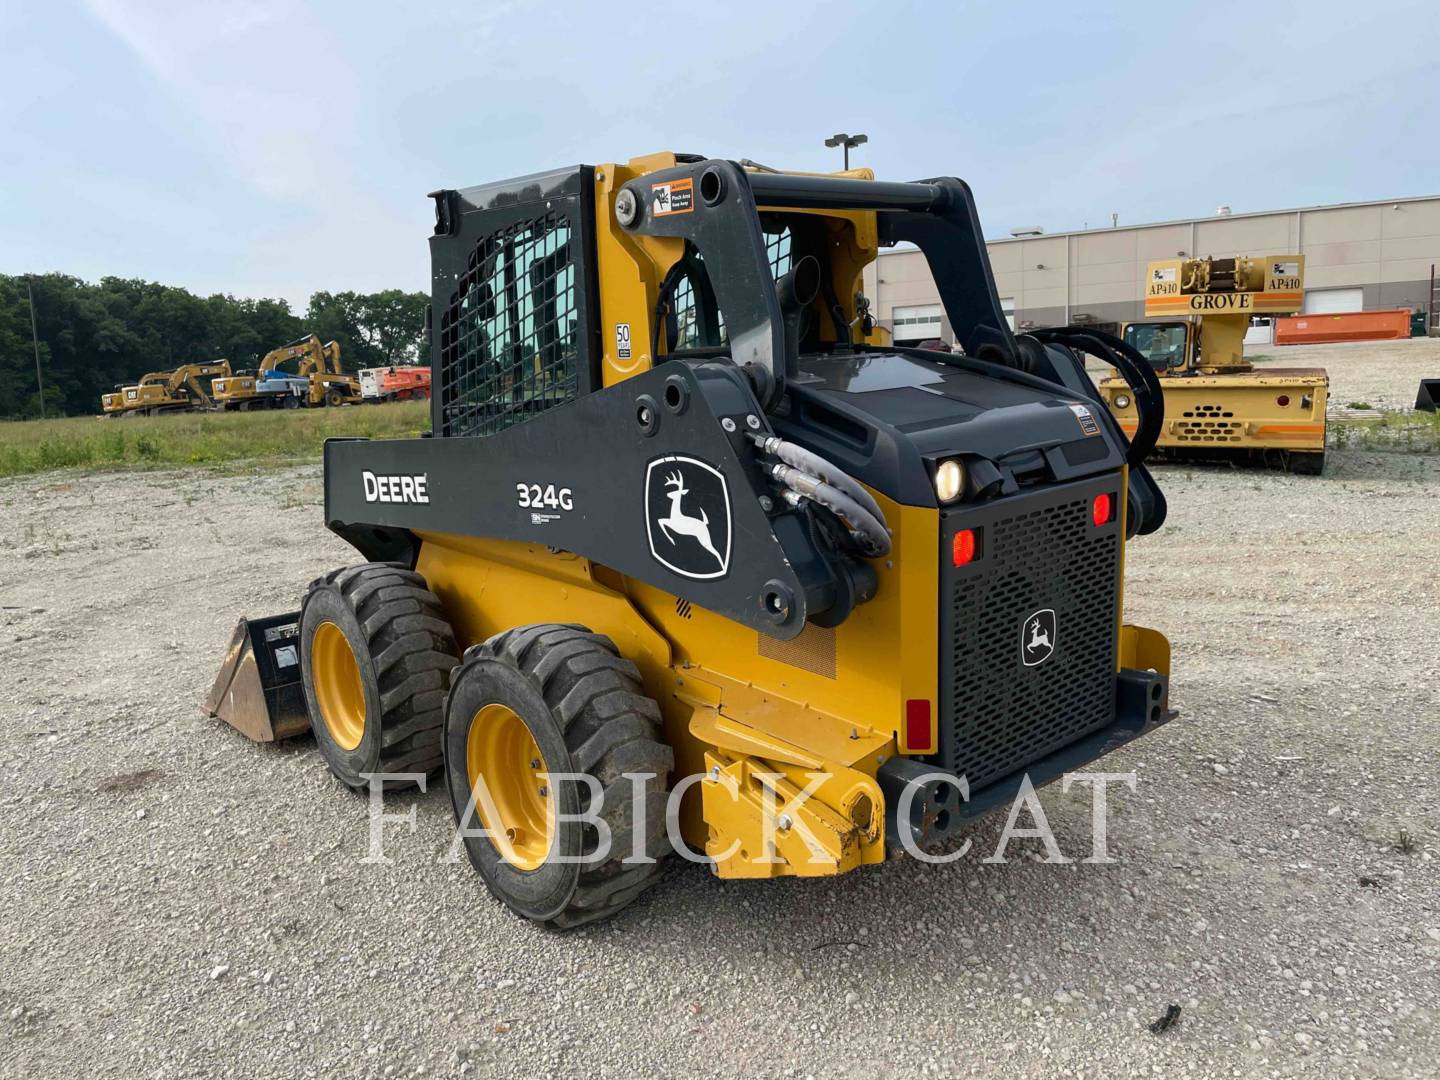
<box><xmin>312</xmin><ymin>621</ymin><xmax>366</xmax><ymax>751</ymax></box>
<box><xmin>466</xmin><ymin>703</ymin><xmax>553</xmax><ymax>871</ymax></box>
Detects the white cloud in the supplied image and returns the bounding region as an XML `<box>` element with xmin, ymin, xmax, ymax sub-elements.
<box><xmin>82</xmin><ymin>0</ymin><xmax>421</xmax><ymax>307</ymax></box>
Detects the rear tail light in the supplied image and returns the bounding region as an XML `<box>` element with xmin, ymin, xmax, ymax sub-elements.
<box><xmin>905</xmin><ymin>699</ymin><xmax>933</xmax><ymax>753</ymax></box>
<box><xmin>952</xmin><ymin>528</ymin><xmax>977</xmax><ymax>566</ymax></box>
<box><xmin>1091</xmin><ymin>493</ymin><xmax>1114</xmax><ymax>527</ymax></box>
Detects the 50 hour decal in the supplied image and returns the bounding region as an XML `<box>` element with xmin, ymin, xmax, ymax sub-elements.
<box><xmin>516</xmin><ymin>483</ymin><xmax>574</xmax><ymax>511</ymax></box>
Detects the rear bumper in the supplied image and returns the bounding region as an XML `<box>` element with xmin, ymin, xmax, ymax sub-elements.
<box><xmin>881</xmin><ymin>666</ymin><xmax>1174</xmax><ymax>851</ymax></box>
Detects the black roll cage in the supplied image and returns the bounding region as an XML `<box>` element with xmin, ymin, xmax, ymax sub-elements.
<box><xmin>619</xmin><ymin>160</ymin><xmax>1020</xmax><ymax>383</ymax></box>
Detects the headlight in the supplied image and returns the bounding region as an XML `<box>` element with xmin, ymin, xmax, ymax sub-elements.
<box><xmin>934</xmin><ymin>459</ymin><xmax>965</xmax><ymax>503</ymax></box>
<box><xmin>1113</xmin><ymin>394</ymin><xmax>1131</xmax><ymax>410</ymax></box>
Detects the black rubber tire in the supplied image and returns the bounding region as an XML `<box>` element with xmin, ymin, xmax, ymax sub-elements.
<box><xmin>325</xmin><ymin>388</ymin><xmax>344</xmax><ymax>408</ymax></box>
<box><xmin>283</xmin><ymin>394</ymin><xmax>300</xmax><ymax>410</ymax></box>
<box><xmin>300</xmin><ymin>563</ymin><xmax>458</xmax><ymax>790</ymax></box>
<box><xmin>1288</xmin><ymin>451</ymin><xmax>1326</xmax><ymax>475</ymax></box>
<box><xmin>444</xmin><ymin>624</ymin><xmax>672</xmax><ymax>929</ymax></box>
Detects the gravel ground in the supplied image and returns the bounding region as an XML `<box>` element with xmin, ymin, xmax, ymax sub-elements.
<box><xmin>2</xmin><ymin>348</ymin><xmax>1437</xmax><ymax>1077</ymax></box>
<box><xmin>1259</xmin><ymin>337</ymin><xmax>1439</xmax><ymax>413</ymax></box>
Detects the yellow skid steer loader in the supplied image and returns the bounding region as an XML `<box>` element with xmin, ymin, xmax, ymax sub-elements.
<box><xmin>207</xmin><ymin>152</ymin><xmax>1177</xmax><ymax>928</ymax></box>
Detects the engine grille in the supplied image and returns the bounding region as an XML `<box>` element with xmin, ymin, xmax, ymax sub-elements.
<box><xmin>937</xmin><ymin>475</ymin><xmax>1121</xmax><ymax>789</ymax></box>
<box><xmin>1176</xmin><ymin>402</ymin><xmax>1241</xmax><ymax>443</ymax></box>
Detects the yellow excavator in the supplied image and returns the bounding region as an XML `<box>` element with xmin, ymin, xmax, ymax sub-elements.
<box><xmin>101</xmin><ymin>370</ymin><xmax>167</xmax><ymax>415</ymax></box>
<box><xmin>100</xmin><ymin>360</ymin><xmax>232</xmax><ymax>417</ymax></box>
<box><xmin>1098</xmin><ymin>255</ymin><xmax>1328</xmax><ymax>473</ymax></box>
<box><xmin>213</xmin><ymin>335</ymin><xmax>360</xmax><ymax>410</ymax></box>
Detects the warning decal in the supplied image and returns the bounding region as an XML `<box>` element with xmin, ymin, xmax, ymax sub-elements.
<box><xmin>651</xmin><ymin>178</ymin><xmax>694</xmax><ymax>217</ymax></box>
<box><xmin>1068</xmin><ymin>403</ymin><xmax>1101</xmax><ymax>437</ymax></box>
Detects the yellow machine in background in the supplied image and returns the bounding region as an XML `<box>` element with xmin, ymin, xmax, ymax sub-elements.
<box><xmin>101</xmin><ymin>369</ymin><xmax>167</xmax><ymax>415</ymax></box>
<box><xmin>102</xmin><ymin>361</ymin><xmax>232</xmax><ymax>417</ymax></box>
<box><xmin>1098</xmin><ymin>255</ymin><xmax>1328</xmax><ymax>473</ymax></box>
<box><xmin>214</xmin><ymin>335</ymin><xmax>360</xmax><ymax>410</ymax></box>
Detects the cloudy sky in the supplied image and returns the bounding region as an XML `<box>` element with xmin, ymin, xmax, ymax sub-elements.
<box><xmin>3</xmin><ymin>0</ymin><xmax>1436</xmax><ymax>310</ymax></box>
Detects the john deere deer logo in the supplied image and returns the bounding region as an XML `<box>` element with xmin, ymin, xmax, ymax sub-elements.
<box><xmin>658</xmin><ymin>470</ymin><xmax>724</xmax><ymax>568</ymax></box>
<box><xmin>1021</xmin><ymin>608</ymin><xmax>1057</xmax><ymax>667</ymax></box>
<box><xmin>645</xmin><ymin>456</ymin><xmax>732</xmax><ymax>580</ymax></box>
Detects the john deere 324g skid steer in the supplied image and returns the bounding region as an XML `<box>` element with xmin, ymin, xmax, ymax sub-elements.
<box><xmin>207</xmin><ymin>152</ymin><xmax>1177</xmax><ymax>928</ymax></box>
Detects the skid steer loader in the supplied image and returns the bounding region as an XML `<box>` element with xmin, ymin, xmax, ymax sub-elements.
<box><xmin>207</xmin><ymin>152</ymin><xmax>1176</xmax><ymax>928</ymax></box>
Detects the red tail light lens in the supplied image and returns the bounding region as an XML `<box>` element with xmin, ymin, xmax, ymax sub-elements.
<box><xmin>952</xmin><ymin>528</ymin><xmax>977</xmax><ymax>566</ymax></box>
<box><xmin>1091</xmin><ymin>493</ymin><xmax>1113</xmax><ymax>527</ymax></box>
<box><xmin>1276</xmin><ymin>394</ymin><xmax>1291</xmax><ymax>407</ymax></box>
<box><xmin>905</xmin><ymin>699</ymin><xmax>933</xmax><ymax>752</ymax></box>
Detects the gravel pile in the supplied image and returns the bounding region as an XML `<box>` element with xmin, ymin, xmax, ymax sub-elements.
<box><xmin>1</xmin><ymin>379</ymin><xmax>1436</xmax><ymax>1076</ymax></box>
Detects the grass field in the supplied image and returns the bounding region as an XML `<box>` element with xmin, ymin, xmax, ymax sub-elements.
<box><xmin>2</xmin><ymin>397</ymin><xmax>1434</xmax><ymax>479</ymax></box>
<box><xmin>1331</xmin><ymin>408</ymin><xmax>1440</xmax><ymax>452</ymax></box>
<box><xmin>0</xmin><ymin>402</ymin><xmax>430</xmax><ymax>478</ymax></box>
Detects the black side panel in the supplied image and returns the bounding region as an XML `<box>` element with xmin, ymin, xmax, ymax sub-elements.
<box><xmin>324</xmin><ymin>362</ymin><xmax>819</xmax><ymax>640</ymax></box>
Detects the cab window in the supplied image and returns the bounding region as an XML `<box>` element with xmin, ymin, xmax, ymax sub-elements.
<box><xmin>1124</xmin><ymin>323</ymin><xmax>1188</xmax><ymax>369</ymax></box>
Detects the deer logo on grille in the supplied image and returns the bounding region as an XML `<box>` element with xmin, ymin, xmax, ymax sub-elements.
<box><xmin>645</xmin><ymin>455</ymin><xmax>732</xmax><ymax>580</ymax></box>
<box><xmin>1021</xmin><ymin>608</ymin><xmax>1057</xmax><ymax>667</ymax></box>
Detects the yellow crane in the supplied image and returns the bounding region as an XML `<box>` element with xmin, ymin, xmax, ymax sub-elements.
<box><xmin>1098</xmin><ymin>254</ymin><xmax>1328</xmax><ymax>473</ymax></box>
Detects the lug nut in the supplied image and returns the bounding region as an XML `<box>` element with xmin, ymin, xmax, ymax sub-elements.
<box><xmin>777</xmin><ymin>813</ymin><xmax>793</xmax><ymax>831</ymax></box>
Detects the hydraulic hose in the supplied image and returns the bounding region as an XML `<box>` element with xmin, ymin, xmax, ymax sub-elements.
<box><xmin>767</xmin><ymin>463</ymin><xmax>892</xmax><ymax>559</ymax></box>
<box><xmin>750</xmin><ymin>435</ymin><xmax>888</xmax><ymax>527</ymax></box>
<box><xmin>1029</xmin><ymin>326</ymin><xmax>1165</xmax><ymax>466</ymax></box>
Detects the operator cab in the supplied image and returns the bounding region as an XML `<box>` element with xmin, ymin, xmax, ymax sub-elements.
<box><xmin>1123</xmin><ymin>321</ymin><xmax>1192</xmax><ymax>371</ymax></box>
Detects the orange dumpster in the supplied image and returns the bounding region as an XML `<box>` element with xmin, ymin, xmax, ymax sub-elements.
<box><xmin>1274</xmin><ymin>309</ymin><xmax>1412</xmax><ymax>345</ymax></box>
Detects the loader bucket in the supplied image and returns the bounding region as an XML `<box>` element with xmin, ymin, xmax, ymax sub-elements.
<box><xmin>1416</xmin><ymin>378</ymin><xmax>1440</xmax><ymax>413</ymax></box>
<box><xmin>203</xmin><ymin>613</ymin><xmax>311</xmax><ymax>742</ymax></box>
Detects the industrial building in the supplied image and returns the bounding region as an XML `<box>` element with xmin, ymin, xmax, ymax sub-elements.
<box><xmin>863</xmin><ymin>195</ymin><xmax>1440</xmax><ymax>346</ymax></box>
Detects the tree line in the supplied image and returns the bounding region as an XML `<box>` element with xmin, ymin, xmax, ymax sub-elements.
<box><xmin>0</xmin><ymin>273</ymin><xmax>428</xmax><ymax>417</ymax></box>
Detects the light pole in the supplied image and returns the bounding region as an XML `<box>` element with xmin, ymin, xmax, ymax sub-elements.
<box><xmin>824</xmin><ymin>132</ymin><xmax>868</xmax><ymax>170</ymax></box>
<box><xmin>26</xmin><ymin>275</ymin><xmax>45</xmax><ymax>420</ymax></box>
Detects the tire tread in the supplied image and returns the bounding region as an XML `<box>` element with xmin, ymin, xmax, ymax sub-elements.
<box><xmin>304</xmin><ymin>561</ymin><xmax>458</xmax><ymax>789</ymax></box>
<box><xmin>467</xmin><ymin>622</ymin><xmax>672</xmax><ymax>928</ymax></box>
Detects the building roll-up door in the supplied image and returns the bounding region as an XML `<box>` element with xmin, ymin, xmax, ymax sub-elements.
<box><xmin>1302</xmin><ymin>288</ymin><xmax>1364</xmax><ymax>315</ymax></box>
<box><xmin>892</xmin><ymin>303</ymin><xmax>944</xmax><ymax>344</ymax></box>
